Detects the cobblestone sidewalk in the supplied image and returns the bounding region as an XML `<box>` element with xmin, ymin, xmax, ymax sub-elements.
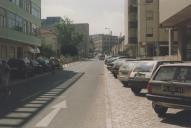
<box><xmin>105</xmin><ymin>67</ymin><xmax>184</xmax><ymax>128</ymax></box>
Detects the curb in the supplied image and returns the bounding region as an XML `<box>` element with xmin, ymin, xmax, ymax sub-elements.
<box><xmin>9</xmin><ymin>61</ymin><xmax>82</xmax><ymax>87</ymax></box>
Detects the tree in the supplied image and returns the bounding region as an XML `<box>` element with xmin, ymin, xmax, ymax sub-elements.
<box><xmin>39</xmin><ymin>41</ymin><xmax>56</xmax><ymax>58</ymax></box>
<box><xmin>56</xmin><ymin>17</ymin><xmax>84</xmax><ymax>56</ymax></box>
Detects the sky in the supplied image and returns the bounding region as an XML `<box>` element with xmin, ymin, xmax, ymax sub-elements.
<box><xmin>41</xmin><ymin>0</ymin><xmax>124</xmax><ymax>36</ymax></box>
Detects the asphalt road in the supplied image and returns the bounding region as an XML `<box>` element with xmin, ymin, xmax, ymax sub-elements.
<box><xmin>0</xmin><ymin>59</ymin><xmax>190</xmax><ymax>128</ymax></box>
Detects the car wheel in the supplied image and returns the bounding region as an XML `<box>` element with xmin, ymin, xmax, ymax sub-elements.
<box><xmin>131</xmin><ymin>88</ymin><xmax>141</xmax><ymax>95</ymax></box>
<box><xmin>152</xmin><ymin>102</ymin><xmax>168</xmax><ymax>117</ymax></box>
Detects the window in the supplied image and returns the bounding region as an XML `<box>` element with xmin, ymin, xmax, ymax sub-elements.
<box><xmin>7</xmin><ymin>12</ymin><xmax>16</xmax><ymax>29</ymax></box>
<box><xmin>9</xmin><ymin>47</ymin><xmax>16</xmax><ymax>58</ymax></box>
<box><xmin>146</xmin><ymin>11</ymin><xmax>153</xmax><ymax>20</ymax></box>
<box><xmin>1</xmin><ymin>45</ymin><xmax>7</xmax><ymax>59</ymax></box>
<box><xmin>32</xmin><ymin>3</ymin><xmax>41</xmax><ymax>18</ymax></box>
<box><xmin>134</xmin><ymin>61</ymin><xmax>155</xmax><ymax>72</ymax></box>
<box><xmin>145</xmin><ymin>0</ymin><xmax>153</xmax><ymax>3</ymax></box>
<box><xmin>15</xmin><ymin>16</ymin><xmax>23</xmax><ymax>32</ymax></box>
<box><xmin>154</xmin><ymin>67</ymin><xmax>177</xmax><ymax>81</ymax></box>
<box><xmin>0</xmin><ymin>8</ymin><xmax>6</xmax><ymax>28</ymax></box>
<box><xmin>32</xmin><ymin>24</ymin><xmax>38</xmax><ymax>36</ymax></box>
<box><xmin>146</xmin><ymin>27</ymin><xmax>153</xmax><ymax>37</ymax></box>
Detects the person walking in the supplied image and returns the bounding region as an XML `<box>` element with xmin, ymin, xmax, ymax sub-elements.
<box><xmin>0</xmin><ymin>60</ymin><xmax>11</xmax><ymax>96</ymax></box>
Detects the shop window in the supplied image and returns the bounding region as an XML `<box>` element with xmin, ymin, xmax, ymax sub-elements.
<box><xmin>146</xmin><ymin>27</ymin><xmax>153</xmax><ymax>37</ymax></box>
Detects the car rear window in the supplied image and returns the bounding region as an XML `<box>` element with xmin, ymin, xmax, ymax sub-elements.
<box><xmin>154</xmin><ymin>67</ymin><xmax>177</xmax><ymax>81</ymax></box>
<box><xmin>133</xmin><ymin>61</ymin><xmax>155</xmax><ymax>72</ymax></box>
<box><xmin>154</xmin><ymin>66</ymin><xmax>191</xmax><ymax>83</ymax></box>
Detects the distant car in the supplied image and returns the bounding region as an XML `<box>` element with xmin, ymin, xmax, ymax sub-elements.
<box><xmin>147</xmin><ymin>63</ymin><xmax>191</xmax><ymax>117</ymax></box>
<box><xmin>111</xmin><ymin>59</ymin><xmax>136</xmax><ymax>78</ymax></box>
<box><xmin>8</xmin><ymin>59</ymin><xmax>34</xmax><ymax>79</ymax></box>
<box><xmin>128</xmin><ymin>60</ymin><xmax>181</xmax><ymax>95</ymax></box>
<box><xmin>118</xmin><ymin>61</ymin><xmax>137</xmax><ymax>86</ymax></box>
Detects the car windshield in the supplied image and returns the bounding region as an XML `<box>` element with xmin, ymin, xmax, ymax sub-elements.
<box><xmin>133</xmin><ymin>61</ymin><xmax>155</xmax><ymax>72</ymax></box>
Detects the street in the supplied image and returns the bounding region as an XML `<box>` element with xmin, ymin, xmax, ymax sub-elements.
<box><xmin>0</xmin><ymin>60</ymin><xmax>190</xmax><ymax>128</ymax></box>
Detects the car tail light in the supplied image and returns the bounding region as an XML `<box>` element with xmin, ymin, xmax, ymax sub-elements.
<box><xmin>147</xmin><ymin>83</ymin><xmax>152</xmax><ymax>94</ymax></box>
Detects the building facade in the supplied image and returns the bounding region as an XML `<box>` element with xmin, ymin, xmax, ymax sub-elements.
<box><xmin>160</xmin><ymin>0</ymin><xmax>191</xmax><ymax>61</ymax></box>
<box><xmin>138</xmin><ymin>0</ymin><xmax>170</xmax><ymax>57</ymax></box>
<box><xmin>91</xmin><ymin>34</ymin><xmax>119</xmax><ymax>54</ymax></box>
<box><xmin>124</xmin><ymin>0</ymin><xmax>138</xmax><ymax>57</ymax></box>
<box><xmin>125</xmin><ymin>0</ymin><xmax>178</xmax><ymax>58</ymax></box>
<box><xmin>0</xmin><ymin>0</ymin><xmax>41</xmax><ymax>59</ymax></box>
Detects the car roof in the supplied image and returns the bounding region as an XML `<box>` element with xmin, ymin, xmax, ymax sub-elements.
<box><xmin>159</xmin><ymin>63</ymin><xmax>191</xmax><ymax>67</ymax></box>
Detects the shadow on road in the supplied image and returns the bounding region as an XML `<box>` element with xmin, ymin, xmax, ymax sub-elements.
<box><xmin>0</xmin><ymin>70</ymin><xmax>80</xmax><ymax>128</ymax></box>
<box><xmin>161</xmin><ymin>110</ymin><xmax>191</xmax><ymax>127</ymax></box>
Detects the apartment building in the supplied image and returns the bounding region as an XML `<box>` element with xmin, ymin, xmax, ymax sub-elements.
<box><xmin>160</xmin><ymin>0</ymin><xmax>191</xmax><ymax>61</ymax></box>
<box><xmin>91</xmin><ymin>34</ymin><xmax>119</xmax><ymax>54</ymax></box>
<box><xmin>0</xmin><ymin>0</ymin><xmax>41</xmax><ymax>59</ymax></box>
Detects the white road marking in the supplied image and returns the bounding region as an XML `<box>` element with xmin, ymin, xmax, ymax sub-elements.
<box><xmin>35</xmin><ymin>100</ymin><xmax>67</xmax><ymax>127</ymax></box>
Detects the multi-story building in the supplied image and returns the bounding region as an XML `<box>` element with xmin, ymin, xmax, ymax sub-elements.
<box><xmin>159</xmin><ymin>0</ymin><xmax>191</xmax><ymax>61</ymax></box>
<box><xmin>124</xmin><ymin>0</ymin><xmax>138</xmax><ymax>57</ymax></box>
<box><xmin>125</xmin><ymin>0</ymin><xmax>177</xmax><ymax>58</ymax></box>
<box><xmin>42</xmin><ymin>17</ymin><xmax>63</xmax><ymax>28</ymax></box>
<box><xmin>91</xmin><ymin>34</ymin><xmax>119</xmax><ymax>54</ymax></box>
<box><xmin>0</xmin><ymin>0</ymin><xmax>41</xmax><ymax>59</ymax></box>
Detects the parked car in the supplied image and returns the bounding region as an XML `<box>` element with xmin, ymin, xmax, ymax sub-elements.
<box><xmin>49</xmin><ymin>58</ymin><xmax>62</xmax><ymax>69</ymax></box>
<box><xmin>107</xmin><ymin>56</ymin><xmax>129</xmax><ymax>70</ymax></box>
<box><xmin>37</xmin><ymin>58</ymin><xmax>52</xmax><ymax>72</ymax></box>
<box><xmin>118</xmin><ymin>61</ymin><xmax>137</xmax><ymax>86</ymax></box>
<box><xmin>147</xmin><ymin>63</ymin><xmax>191</xmax><ymax>117</ymax></box>
<box><xmin>30</xmin><ymin>60</ymin><xmax>44</xmax><ymax>74</ymax></box>
<box><xmin>111</xmin><ymin>59</ymin><xmax>136</xmax><ymax>78</ymax></box>
<box><xmin>8</xmin><ymin>59</ymin><xmax>34</xmax><ymax>79</ymax></box>
<box><xmin>128</xmin><ymin>60</ymin><xmax>181</xmax><ymax>95</ymax></box>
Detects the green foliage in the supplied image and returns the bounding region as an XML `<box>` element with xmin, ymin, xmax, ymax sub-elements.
<box><xmin>39</xmin><ymin>42</ymin><xmax>56</xmax><ymax>58</ymax></box>
<box><xmin>56</xmin><ymin>17</ymin><xmax>84</xmax><ymax>56</ymax></box>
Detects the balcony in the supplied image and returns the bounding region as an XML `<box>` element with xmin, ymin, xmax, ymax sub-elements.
<box><xmin>0</xmin><ymin>28</ymin><xmax>41</xmax><ymax>46</ymax></box>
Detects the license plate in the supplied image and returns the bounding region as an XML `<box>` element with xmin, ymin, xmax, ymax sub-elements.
<box><xmin>161</xmin><ymin>86</ymin><xmax>184</xmax><ymax>94</ymax></box>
